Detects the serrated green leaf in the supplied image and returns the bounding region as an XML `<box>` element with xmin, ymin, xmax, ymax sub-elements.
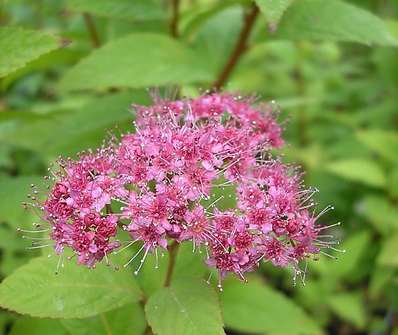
<box><xmin>61</xmin><ymin>303</ymin><xmax>146</xmax><ymax>335</ymax></box>
<box><xmin>66</xmin><ymin>0</ymin><xmax>165</xmax><ymax>20</ymax></box>
<box><xmin>276</xmin><ymin>0</ymin><xmax>398</xmax><ymax>46</ymax></box>
<box><xmin>328</xmin><ymin>292</ymin><xmax>366</xmax><ymax>329</ymax></box>
<box><xmin>9</xmin><ymin>317</ymin><xmax>66</xmax><ymax>335</ymax></box>
<box><xmin>221</xmin><ymin>278</ymin><xmax>322</xmax><ymax>335</ymax></box>
<box><xmin>145</xmin><ymin>278</ymin><xmax>225</xmax><ymax>335</ymax></box>
<box><xmin>377</xmin><ymin>233</ymin><xmax>398</xmax><ymax>267</ymax></box>
<box><xmin>59</xmin><ymin>33</ymin><xmax>213</xmax><ymax>91</ymax></box>
<box><xmin>326</xmin><ymin>159</ymin><xmax>386</xmax><ymax>188</ymax></box>
<box><xmin>0</xmin><ymin>26</ymin><xmax>59</xmax><ymax>78</ymax></box>
<box><xmin>357</xmin><ymin>130</ymin><xmax>398</xmax><ymax>162</ymax></box>
<box><xmin>0</xmin><ymin>256</ymin><xmax>142</xmax><ymax>318</ymax></box>
<box><xmin>256</xmin><ymin>0</ymin><xmax>294</xmax><ymax>27</ymax></box>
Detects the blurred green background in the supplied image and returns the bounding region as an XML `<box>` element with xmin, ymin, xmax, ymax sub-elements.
<box><xmin>1</xmin><ymin>0</ymin><xmax>398</xmax><ymax>334</ymax></box>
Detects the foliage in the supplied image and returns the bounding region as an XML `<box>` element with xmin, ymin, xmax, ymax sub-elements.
<box><xmin>1</xmin><ymin>0</ymin><xmax>398</xmax><ymax>334</ymax></box>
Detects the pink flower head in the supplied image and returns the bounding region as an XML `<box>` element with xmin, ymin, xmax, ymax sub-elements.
<box><xmin>27</xmin><ymin>92</ymin><xmax>337</xmax><ymax>286</ymax></box>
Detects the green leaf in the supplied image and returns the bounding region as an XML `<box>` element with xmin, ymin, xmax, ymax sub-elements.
<box><xmin>360</xmin><ymin>195</ymin><xmax>398</xmax><ymax>235</ymax></box>
<box><xmin>60</xmin><ymin>33</ymin><xmax>213</xmax><ymax>91</ymax></box>
<box><xmin>377</xmin><ymin>233</ymin><xmax>398</xmax><ymax>267</ymax></box>
<box><xmin>0</xmin><ymin>176</ymin><xmax>44</xmax><ymax>228</ymax></box>
<box><xmin>0</xmin><ymin>91</ymin><xmax>150</xmax><ymax>157</ymax></box>
<box><xmin>276</xmin><ymin>0</ymin><xmax>398</xmax><ymax>46</ymax></box>
<box><xmin>135</xmin><ymin>243</ymin><xmax>207</xmax><ymax>298</ymax></box>
<box><xmin>0</xmin><ymin>26</ymin><xmax>60</xmax><ymax>78</ymax></box>
<box><xmin>173</xmin><ymin>244</ymin><xmax>208</xmax><ymax>280</ymax></box>
<box><xmin>256</xmin><ymin>0</ymin><xmax>294</xmax><ymax>28</ymax></box>
<box><xmin>181</xmin><ymin>0</ymin><xmax>248</xmax><ymax>40</ymax></box>
<box><xmin>221</xmin><ymin>277</ymin><xmax>323</xmax><ymax>335</ymax></box>
<box><xmin>357</xmin><ymin>130</ymin><xmax>398</xmax><ymax>162</ymax></box>
<box><xmin>325</xmin><ymin>230</ymin><xmax>371</xmax><ymax>280</ymax></box>
<box><xmin>190</xmin><ymin>7</ymin><xmax>243</xmax><ymax>75</ymax></box>
<box><xmin>61</xmin><ymin>303</ymin><xmax>146</xmax><ymax>335</ymax></box>
<box><xmin>145</xmin><ymin>278</ymin><xmax>225</xmax><ymax>335</ymax></box>
<box><xmin>0</xmin><ymin>225</ymin><xmax>25</xmax><ymax>251</ymax></box>
<box><xmin>369</xmin><ymin>267</ymin><xmax>395</xmax><ymax>298</ymax></box>
<box><xmin>328</xmin><ymin>293</ymin><xmax>366</xmax><ymax>329</ymax></box>
<box><xmin>201</xmin><ymin>177</ymin><xmax>237</xmax><ymax>211</ymax></box>
<box><xmin>295</xmin><ymin>280</ymin><xmax>333</xmax><ymax>315</ymax></box>
<box><xmin>326</xmin><ymin>159</ymin><xmax>386</xmax><ymax>188</ymax></box>
<box><xmin>0</xmin><ymin>250</ymin><xmax>33</xmax><ymax>277</ymax></box>
<box><xmin>66</xmin><ymin>0</ymin><xmax>165</xmax><ymax>20</ymax></box>
<box><xmin>0</xmin><ymin>256</ymin><xmax>142</xmax><ymax>318</ymax></box>
<box><xmin>388</xmin><ymin>167</ymin><xmax>398</xmax><ymax>199</ymax></box>
<box><xmin>9</xmin><ymin>317</ymin><xmax>66</xmax><ymax>335</ymax></box>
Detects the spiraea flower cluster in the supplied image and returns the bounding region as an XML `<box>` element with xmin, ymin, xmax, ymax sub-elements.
<box><xmin>23</xmin><ymin>93</ymin><xmax>338</xmax><ymax>285</ymax></box>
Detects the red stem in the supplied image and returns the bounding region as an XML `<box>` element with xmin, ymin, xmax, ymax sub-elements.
<box><xmin>83</xmin><ymin>13</ymin><xmax>101</xmax><ymax>48</ymax></box>
<box><xmin>212</xmin><ymin>4</ymin><xmax>259</xmax><ymax>91</ymax></box>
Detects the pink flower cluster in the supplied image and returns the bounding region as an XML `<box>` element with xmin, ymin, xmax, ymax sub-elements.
<box><xmin>27</xmin><ymin>93</ymin><xmax>335</xmax><ymax>284</ymax></box>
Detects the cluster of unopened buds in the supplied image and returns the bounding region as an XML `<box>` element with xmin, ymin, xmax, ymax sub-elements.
<box><xmin>21</xmin><ymin>92</ymin><xmax>341</xmax><ymax>288</ymax></box>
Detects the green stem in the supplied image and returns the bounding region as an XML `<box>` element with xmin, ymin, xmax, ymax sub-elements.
<box><xmin>163</xmin><ymin>241</ymin><xmax>180</xmax><ymax>287</ymax></box>
<box><xmin>143</xmin><ymin>241</ymin><xmax>180</xmax><ymax>335</ymax></box>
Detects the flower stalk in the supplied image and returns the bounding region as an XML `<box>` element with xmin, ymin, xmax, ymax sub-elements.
<box><xmin>163</xmin><ymin>241</ymin><xmax>180</xmax><ymax>287</ymax></box>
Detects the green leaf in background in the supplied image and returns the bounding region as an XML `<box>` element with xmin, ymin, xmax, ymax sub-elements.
<box><xmin>181</xmin><ymin>0</ymin><xmax>247</xmax><ymax>40</ymax></box>
<box><xmin>60</xmin><ymin>33</ymin><xmax>213</xmax><ymax>91</ymax></box>
<box><xmin>276</xmin><ymin>0</ymin><xmax>398</xmax><ymax>46</ymax></box>
<box><xmin>0</xmin><ymin>256</ymin><xmax>142</xmax><ymax>318</ymax></box>
<box><xmin>61</xmin><ymin>303</ymin><xmax>146</xmax><ymax>335</ymax></box>
<box><xmin>0</xmin><ymin>91</ymin><xmax>149</xmax><ymax>157</ymax></box>
<box><xmin>295</xmin><ymin>279</ymin><xmax>333</xmax><ymax>319</ymax></box>
<box><xmin>388</xmin><ymin>167</ymin><xmax>398</xmax><ymax>199</ymax></box>
<box><xmin>201</xmin><ymin>177</ymin><xmax>237</xmax><ymax>211</ymax></box>
<box><xmin>145</xmin><ymin>278</ymin><xmax>225</xmax><ymax>335</ymax></box>
<box><xmin>357</xmin><ymin>130</ymin><xmax>398</xmax><ymax>162</ymax></box>
<box><xmin>0</xmin><ymin>176</ymin><xmax>43</xmax><ymax>228</ymax></box>
<box><xmin>256</xmin><ymin>0</ymin><xmax>294</xmax><ymax>28</ymax></box>
<box><xmin>369</xmin><ymin>267</ymin><xmax>395</xmax><ymax>298</ymax></box>
<box><xmin>328</xmin><ymin>292</ymin><xmax>366</xmax><ymax>329</ymax></box>
<box><xmin>0</xmin><ymin>226</ymin><xmax>25</xmax><ymax>252</ymax></box>
<box><xmin>221</xmin><ymin>277</ymin><xmax>323</xmax><ymax>335</ymax></box>
<box><xmin>360</xmin><ymin>195</ymin><xmax>398</xmax><ymax>235</ymax></box>
<box><xmin>9</xmin><ymin>317</ymin><xmax>66</xmax><ymax>335</ymax></box>
<box><xmin>326</xmin><ymin>159</ymin><xmax>386</xmax><ymax>188</ymax></box>
<box><xmin>325</xmin><ymin>230</ymin><xmax>371</xmax><ymax>281</ymax></box>
<box><xmin>0</xmin><ymin>249</ymin><xmax>33</xmax><ymax>277</ymax></box>
<box><xmin>66</xmin><ymin>0</ymin><xmax>165</xmax><ymax>20</ymax></box>
<box><xmin>377</xmin><ymin>233</ymin><xmax>398</xmax><ymax>267</ymax></box>
<box><xmin>0</xmin><ymin>26</ymin><xmax>60</xmax><ymax>78</ymax></box>
<box><xmin>189</xmin><ymin>6</ymin><xmax>243</xmax><ymax>75</ymax></box>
